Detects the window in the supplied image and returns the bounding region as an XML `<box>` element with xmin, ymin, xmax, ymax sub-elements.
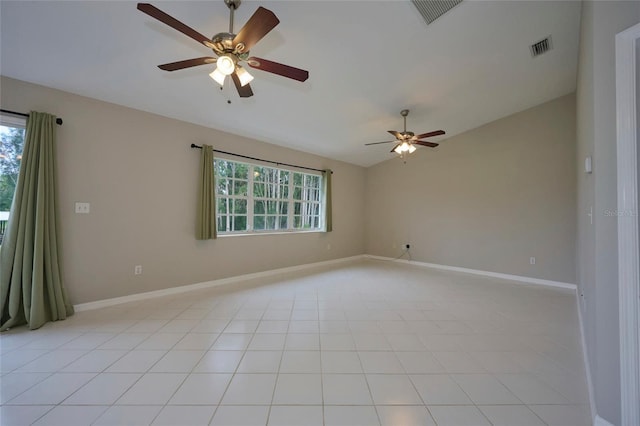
<box><xmin>215</xmin><ymin>158</ymin><xmax>324</xmax><ymax>234</ymax></box>
<box><xmin>0</xmin><ymin>115</ymin><xmax>26</xmax><ymax>244</ymax></box>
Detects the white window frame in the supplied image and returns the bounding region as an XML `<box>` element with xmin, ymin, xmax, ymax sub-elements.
<box><xmin>0</xmin><ymin>114</ymin><xmax>27</xmax><ymax>226</ymax></box>
<box><xmin>214</xmin><ymin>157</ymin><xmax>324</xmax><ymax>235</ymax></box>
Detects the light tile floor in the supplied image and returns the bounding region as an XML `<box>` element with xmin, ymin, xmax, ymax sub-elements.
<box><xmin>0</xmin><ymin>260</ymin><xmax>591</xmax><ymax>425</ymax></box>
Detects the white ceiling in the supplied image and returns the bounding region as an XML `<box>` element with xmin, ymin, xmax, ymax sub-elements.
<box><xmin>0</xmin><ymin>0</ymin><xmax>581</xmax><ymax>167</ymax></box>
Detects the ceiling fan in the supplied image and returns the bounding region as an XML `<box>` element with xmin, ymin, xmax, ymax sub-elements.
<box><xmin>136</xmin><ymin>0</ymin><xmax>309</xmax><ymax>98</ymax></box>
<box><xmin>365</xmin><ymin>110</ymin><xmax>445</xmax><ymax>155</ymax></box>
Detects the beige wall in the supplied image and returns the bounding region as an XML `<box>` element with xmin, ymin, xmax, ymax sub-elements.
<box><xmin>0</xmin><ymin>76</ymin><xmax>366</xmax><ymax>304</ymax></box>
<box><xmin>365</xmin><ymin>94</ymin><xmax>577</xmax><ymax>284</ymax></box>
<box><xmin>576</xmin><ymin>2</ymin><xmax>640</xmax><ymax>424</ymax></box>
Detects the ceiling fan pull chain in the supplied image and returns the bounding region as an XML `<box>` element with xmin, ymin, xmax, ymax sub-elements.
<box><xmin>219</xmin><ymin>79</ymin><xmax>232</xmax><ymax>104</ymax></box>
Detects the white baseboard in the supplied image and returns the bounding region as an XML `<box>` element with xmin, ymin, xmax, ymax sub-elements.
<box><xmin>364</xmin><ymin>254</ymin><xmax>577</xmax><ymax>290</ymax></box>
<box><xmin>594</xmin><ymin>415</ymin><xmax>614</xmax><ymax>426</ymax></box>
<box><xmin>75</xmin><ymin>253</ymin><xmax>577</xmax><ymax>312</ymax></box>
<box><xmin>576</xmin><ymin>290</ymin><xmax>598</xmax><ymax>425</ymax></box>
<box><xmin>74</xmin><ymin>255</ymin><xmax>365</xmax><ymax>312</ymax></box>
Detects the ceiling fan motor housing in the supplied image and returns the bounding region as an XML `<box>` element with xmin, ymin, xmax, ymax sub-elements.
<box><xmin>210</xmin><ymin>32</ymin><xmax>236</xmax><ymax>54</ymax></box>
<box><xmin>224</xmin><ymin>0</ymin><xmax>241</xmax><ymax>10</ymax></box>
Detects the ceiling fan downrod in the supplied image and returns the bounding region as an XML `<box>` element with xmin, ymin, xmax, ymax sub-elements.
<box><xmin>224</xmin><ymin>0</ymin><xmax>240</xmax><ymax>33</ymax></box>
<box><xmin>401</xmin><ymin>109</ymin><xmax>409</xmax><ymax>133</ymax></box>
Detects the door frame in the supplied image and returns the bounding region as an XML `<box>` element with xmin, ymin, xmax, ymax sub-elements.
<box><xmin>616</xmin><ymin>21</ymin><xmax>640</xmax><ymax>426</ymax></box>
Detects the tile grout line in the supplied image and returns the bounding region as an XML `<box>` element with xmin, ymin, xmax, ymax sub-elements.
<box><xmin>206</xmin><ymin>300</ymin><xmax>251</xmax><ymax>424</ymax></box>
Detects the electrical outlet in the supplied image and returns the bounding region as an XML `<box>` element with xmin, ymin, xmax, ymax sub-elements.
<box><xmin>75</xmin><ymin>202</ymin><xmax>90</xmax><ymax>214</ymax></box>
<box><xmin>530</xmin><ymin>257</ymin><xmax>536</xmax><ymax>265</ymax></box>
<box><xmin>134</xmin><ymin>265</ymin><xmax>142</xmax><ymax>275</ymax></box>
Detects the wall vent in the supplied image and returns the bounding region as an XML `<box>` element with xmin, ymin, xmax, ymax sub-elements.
<box><xmin>530</xmin><ymin>36</ymin><xmax>553</xmax><ymax>57</ymax></box>
<box><xmin>411</xmin><ymin>0</ymin><xmax>463</xmax><ymax>25</ymax></box>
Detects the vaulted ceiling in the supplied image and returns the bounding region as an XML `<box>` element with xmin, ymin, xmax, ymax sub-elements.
<box><xmin>0</xmin><ymin>1</ymin><xmax>581</xmax><ymax>166</ymax></box>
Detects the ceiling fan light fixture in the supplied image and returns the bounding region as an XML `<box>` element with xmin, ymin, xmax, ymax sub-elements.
<box><xmin>394</xmin><ymin>142</ymin><xmax>407</xmax><ymax>154</ymax></box>
<box><xmin>394</xmin><ymin>141</ymin><xmax>417</xmax><ymax>155</ymax></box>
<box><xmin>236</xmin><ymin>66</ymin><xmax>254</xmax><ymax>87</ymax></box>
<box><xmin>209</xmin><ymin>68</ymin><xmax>227</xmax><ymax>86</ymax></box>
<box><xmin>216</xmin><ymin>54</ymin><xmax>236</xmax><ymax>75</ymax></box>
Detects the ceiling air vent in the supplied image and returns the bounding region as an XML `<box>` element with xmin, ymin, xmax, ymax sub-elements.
<box><xmin>530</xmin><ymin>36</ymin><xmax>553</xmax><ymax>57</ymax></box>
<box><xmin>411</xmin><ymin>0</ymin><xmax>463</xmax><ymax>25</ymax></box>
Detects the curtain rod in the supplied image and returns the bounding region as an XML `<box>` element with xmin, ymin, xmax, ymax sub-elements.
<box><xmin>0</xmin><ymin>109</ymin><xmax>63</xmax><ymax>125</ymax></box>
<box><xmin>190</xmin><ymin>144</ymin><xmax>332</xmax><ymax>174</ymax></box>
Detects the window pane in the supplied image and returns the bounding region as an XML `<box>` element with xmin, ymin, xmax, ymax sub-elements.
<box><xmin>279</xmin><ymin>203</ymin><xmax>288</xmax><ymax>214</ymax></box>
<box><xmin>233</xmin><ymin>180</ymin><xmax>248</xmax><ymax>196</ymax></box>
<box><xmin>234</xmin><ymin>163</ymin><xmax>249</xmax><ymax>179</ymax></box>
<box><xmin>280</xmin><ymin>185</ymin><xmax>289</xmax><ymax>198</ymax></box>
<box><xmin>294</xmin><ymin>202</ymin><xmax>301</xmax><ymax>215</ymax></box>
<box><xmin>254</xmin><ymin>200</ymin><xmax>265</xmax><ymax>214</ymax></box>
<box><xmin>216</xmin><ymin>178</ymin><xmax>229</xmax><ymax>194</ymax></box>
<box><xmin>215</xmin><ymin>160</ymin><xmax>233</xmax><ymax>178</ymax></box>
<box><xmin>267</xmin><ymin>168</ymin><xmax>279</xmax><ymax>184</ymax></box>
<box><xmin>280</xmin><ymin>171</ymin><xmax>290</xmax><ymax>185</ymax></box>
<box><xmin>266</xmin><ymin>200</ymin><xmax>278</xmax><ymax>214</ymax></box>
<box><xmin>293</xmin><ymin>187</ymin><xmax>302</xmax><ymax>200</ymax></box>
<box><xmin>217</xmin><ymin>198</ymin><xmax>228</xmax><ymax>214</ymax></box>
<box><xmin>233</xmin><ymin>199</ymin><xmax>247</xmax><ymax>214</ymax></box>
<box><xmin>254</xmin><ymin>216</ymin><xmax>265</xmax><ymax>230</ymax></box>
<box><xmin>293</xmin><ymin>173</ymin><xmax>302</xmax><ymax>186</ymax></box>
<box><xmin>254</xmin><ymin>183</ymin><xmax>265</xmax><ymax>197</ymax></box>
<box><xmin>279</xmin><ymin>216</ymin><xmax>288</xmax><ymax>229</ymax></box>
<box><xmin>294</xmin><ymin>216</ymin><xmax>301</xmax><ymax>228</ymax></box>
<box><xmin>233</xmin><ymin>215</ymin><xmax>247</xmax><ymax>231</ymax></box>
<box><xmin>266</xmin><ymin>216</ymin><xmax>276</xmax><ymax>230</ymax></box>
<box><xmin>310</xmin><ymin>175</ymin><xmax>320</xmax><ymax>188</ymax></box>
<box><xmin>217</xmin><ymin>216</ymin><xmax>227</xmax><ymax>232</ymax></box>
<box><xmin>264</xmin><ymin>184</ymin><xmax>276</xmax><ymax>198</ymax></box>
<box><xmin>0</xmin><ymin>126</ymin><xmax>24</xmax><ymax>215</ymax></box>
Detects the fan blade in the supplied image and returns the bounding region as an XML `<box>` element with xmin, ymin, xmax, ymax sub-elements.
<box><xmin>413</xmin><ymin>130</ymin><xmax>445</xmax><ymax>140</ymax></box>
<box><xmin>158</xmin><ymin>57</ymin><xmax>216</xmax><ymax>71</ymax></box>
<box><xmin>390</xmin><ymin>144</ymin><xmax>400</xmax><ymax>153</ymax></box>
<box><xmin>232</xmin><ymin>7</ymin><xmax>279</xmax><ymax>53</ymax></box>
<box><xmin>137</xmin><ymin>3</ymin><xmax>214</xmax><ymax>48</ymax></box>
<box><xmin>364</xmin><ymin>140</ymin><xmax>395</xmax><ymax>146</ymax></box>
<box><xmin>231</xmin><ymin>72</ymin><xmax>254</xmax><ymax>98</ymax></box>
<box><xmin>247</xmin><ymin>57</ymin><xmax>309</xmax><ymax>82</ymax></box>
<box><xmin>415</xmin><ymin>141</ymin><xmax>439</xmax><ymax>148</ymax></box>
<box><xmin>388</xmin><ymin>130</ymin><xmax>403</xmax><ymax>139</ymax></box>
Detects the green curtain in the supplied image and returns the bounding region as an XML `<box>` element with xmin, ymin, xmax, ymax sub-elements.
<box><xmin>196</xmin><ymin>144</ymin><xmax>216</xmax><ymax>240</ymax></box>
<box><xmin>0</xmin><ymin>111</ymin><xmax>73</xmax><ymax>331</ymax></box>
<box><xmin>323</xmin><ymin>169</ymin><xmax>333</xmax><ymax>232</ymax></box>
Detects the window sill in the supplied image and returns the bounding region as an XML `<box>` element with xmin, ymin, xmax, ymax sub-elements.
<box><xmin>218</xmin><ymin>230</ymin><xmax>325</xmax><ymax>238</ymax></box>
